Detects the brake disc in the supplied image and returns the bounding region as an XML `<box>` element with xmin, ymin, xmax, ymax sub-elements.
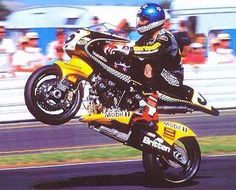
<box><xmin>36</xmin><ymin>79</ymin><xmax>64</xmax><ymax>111</ymax></box>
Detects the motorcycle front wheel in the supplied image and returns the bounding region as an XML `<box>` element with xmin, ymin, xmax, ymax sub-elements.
<box><xmin>142</xmin><ymin>137</ymin><xmax>201</xmax><ymax>184</ymax></box>
<box><xmin>24</xmin><ymin>65</ymin><xmax>83</xmax><ymax>125</ymax></box>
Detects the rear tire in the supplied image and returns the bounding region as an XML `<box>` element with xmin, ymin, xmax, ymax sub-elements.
<box><xmin>142</xmin><ymin>137</ymin><xmax>201</xmax><ymax>184</ymax></box>
<box><xmin>24</xmin><ymin>65</ymin><xmax>83</xmax><ymax>125</ymax></box>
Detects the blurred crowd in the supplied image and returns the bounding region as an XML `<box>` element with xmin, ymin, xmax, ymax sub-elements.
<box><xmin>162</xmin><ymin>14</ymin><xmax>236</xmax><ymax>66</ymax></box>
<box><xmin>0</xmin><ymin>14</ymin><xmax>236</xmax><ymax>78</ymax></box>
<box><xmin>0</xmin><ymin>23</ymin><xmax>69</xmax><ymax>78</ymax></box>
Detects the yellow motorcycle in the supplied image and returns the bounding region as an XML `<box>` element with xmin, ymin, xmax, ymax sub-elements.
<box><xmin>24</xmin><ymin>24</ymin><xmax>219</xmax><ymax>184</ymax></box>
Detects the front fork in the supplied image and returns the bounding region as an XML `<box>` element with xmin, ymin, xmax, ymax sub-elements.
<box><xmin>51</xmin><ymin>74</ymin><xmax>83</xmax><ymax>108</ymax></box>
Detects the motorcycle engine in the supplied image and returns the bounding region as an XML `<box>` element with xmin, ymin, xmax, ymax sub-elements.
<box><xmin>87</xmin><ymin>75</ymin><xmax>143</xmax><ymax>113</ymax></box>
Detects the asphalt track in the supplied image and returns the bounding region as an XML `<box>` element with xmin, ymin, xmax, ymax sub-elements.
<box><xmin>0</xmin><ymin>110</ymin><xmax>235</xmax><ymax>189</ymax></box>
<box><xmin>0</xmin><ymin>155</ymin><xmax>235</xmax><ymax>190</ymax></box>
<box><xmin>0</xmin><ymin>110</ymin><xmax>235</xmax><ymax>154</ymax></box>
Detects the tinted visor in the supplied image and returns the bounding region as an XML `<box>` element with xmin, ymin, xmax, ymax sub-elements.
<box><xmin>136</xmin><ymin>14</ymin><xmax>149</xmax><ymax>27</ymax></box>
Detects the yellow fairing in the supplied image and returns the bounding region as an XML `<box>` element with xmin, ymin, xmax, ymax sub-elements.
<box><xmin>55</xmin><ymin>56</ymin><xmax>93</xmax><ymax>79</ymax></box>
<box><xmin>79</xmin><ymin>112</ymin><xmax>134</xmax><ymax>126</ymax></box>
<box><xmin>156</xmin><ymin>121</ymin><xmax>196</xmax><ymax>145</ymax></box>
<box><xmin>79</xmin><ymin>111</ymin><xmax>196</xmax><ymax>145</ymax></box>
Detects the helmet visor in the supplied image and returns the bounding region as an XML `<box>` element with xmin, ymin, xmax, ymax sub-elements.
<box><xmin>136</xmin><ymin>14</ymin><xmax>149</xmax><ymax>28</ymax></box>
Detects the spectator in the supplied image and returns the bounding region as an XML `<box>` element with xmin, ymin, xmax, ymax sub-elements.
<box><xmin>115</xmin><ymin>18</ymin><xmax>133</xmax><ymax>39</ymax></box>
<box><xmin>91</xmin><ymin>16</ymin><xmax>100</xmax><ymax>25</ymax></box>
<box><xmin>54</xmin><ymin>45</ymin><xmax>64</xmax><ymax>61</ymax></box>
<box><xmin>209</xmin><ymin>37</ymin><xmax>220</xmax><ymax>52</ymax></box>
<box><xmin>116</xmin><ymin>18</ymin><xmax>130</xmax><ymax>32</ymax></box>
<box><xmin>194</xmin><ymin>33</ymin><xmax>207</xmax><ymax>54</ymax></box>
<box><xmin>90</xmin><ymin>16</ymin><xmax>104</xmax><ymax>32</ymax></box>
<box><xmin>25</xmin><ymin>31</ymin><xmax>45</xmax><ymax>68</ymax></box>
<box><xmin>163</xmin><ymin>10</ymin><xmax>171</xmax><ymax>30</ymax></box>
<box><xmin>46</xmin><ymin>29</ymin><xmax>68</xmax><ymax>61</ymax></box>
<box><xmin>182</xmin><ymin>42</ymin><xmax>205</xmax><ymax>65</ymax></box>
<box><xmin>207</xmin><ymin>37</ymin><xmax>221</xmax><ymax>64</ymax></box>
<box><xmin>173</xmin><ymin>19</ymin><xmax>191</xmax><ymax>54</ymax></box>
<box><xmin>115</xmin><ymin>18</ymin><xmax>141</xmax><ymax>42</ymax></box>
<box><xmin>216</xmin><ymin>33</ymin><xmax>235</xmax><ymax>64</ymax></box>
<box><xmin>12</xmin><ymin>36</ymin><xmax>32</xmax><ymax>72</ymax></box>
<box><xmin>0</xmin><ymin>23</ymin><xmax>16</xmax><ymax>77</ymax></box>
<box><xmin>194</xmin><ymin>33</ymin><xmax>207</xmax><ymax>46</ymax></box>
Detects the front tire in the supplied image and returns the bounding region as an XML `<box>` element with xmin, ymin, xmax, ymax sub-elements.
<box><xmin>142</xmin><ymin>137</ymin><xmax>201</xmax><ymax>184</ymax></box>
<box><xmin>24</xmin><ymin>65</ymin><xmax>83</xmax><ymax>125</ymax></box>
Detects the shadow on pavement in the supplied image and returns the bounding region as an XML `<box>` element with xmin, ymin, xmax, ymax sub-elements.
<box><xmin>34</xmin><ymin>172</ymin><xmax>199</xmax><ymax>189</ymax></box>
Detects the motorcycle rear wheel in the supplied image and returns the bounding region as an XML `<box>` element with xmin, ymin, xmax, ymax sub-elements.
<box><xmin>24</xmin><ymin>65</ymin><xmax>83</xmax><ymax>125</ymax></box>
<box><xmin>142</xmin><ymin>137</ymin><xmax>201</xmax><ymax>184</ymax></box>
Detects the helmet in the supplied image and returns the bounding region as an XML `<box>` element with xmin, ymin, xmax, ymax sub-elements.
<box><xmin>136</xmin><ymin>3</ymin><xmax>165</xmax><ymax>34</ymax></box>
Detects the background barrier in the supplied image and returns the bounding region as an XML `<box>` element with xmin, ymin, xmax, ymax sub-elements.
<box><xmin>0</xmin><ymin>63</ymin><xmax>236</xmax><ymax>122</ymax></box>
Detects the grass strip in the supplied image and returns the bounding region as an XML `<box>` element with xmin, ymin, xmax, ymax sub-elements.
<box><xmin>0</xmin><ymin>135</ymin><xmax>235</xmax><ymax>168</ymax></box>
<box><xmin>0</xmin><ymin>146</ymin><xmax>141</xmax><ymax>168</ymax></box>
<box><xmin>198</xmin><ymin>135</ymin><xmax>236</xmax><ymax>155</ymax></box>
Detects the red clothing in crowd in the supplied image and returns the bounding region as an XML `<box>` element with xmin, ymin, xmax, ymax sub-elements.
<box><xmin>183</xmin><ymin>52</ymin><xmax>205</xmax><ymax>64</ymax></box>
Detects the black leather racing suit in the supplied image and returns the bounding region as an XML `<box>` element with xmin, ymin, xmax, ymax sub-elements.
<box><xmin>130</xmin><ymin>29</ymin><xmax>183</xmax><ymax>97</ymax></box>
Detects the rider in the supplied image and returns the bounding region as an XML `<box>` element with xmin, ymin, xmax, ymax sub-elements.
<box><xmin>107</xmin><ymin>3</ymin><xmax>183</xmax><ymax>126</ymax></box>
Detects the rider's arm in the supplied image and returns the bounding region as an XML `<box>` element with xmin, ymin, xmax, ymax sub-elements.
<box><xmin>130</xmin><ymin>33</ymin><xmax>178</xmax><ymax>59</ymax></box>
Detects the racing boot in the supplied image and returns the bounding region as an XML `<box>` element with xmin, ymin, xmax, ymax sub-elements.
<box><xmin>133</xmin><ymin>92</ymin><xmax>159</xmax><ymax>130</ymax></box>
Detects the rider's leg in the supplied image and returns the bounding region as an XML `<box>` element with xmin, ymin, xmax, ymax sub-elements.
<box><xmin>133</xmin><ymin>65</ymin><xmax>183</xmax><ymax>126</ymax></box>
<box><xmin>133</xmin><ymin>91</ymin><xmax>159</xmax><ymax>125</ymax></box>
<box><xmin>133</xmin><ymin>64</ymin><xmax>159</xmax><ymax>125</ymax></box>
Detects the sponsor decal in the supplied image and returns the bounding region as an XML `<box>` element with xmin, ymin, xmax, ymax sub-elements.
<box><xmin>164</xmin><ymin>122</ymin><xmax>188</xmax><ymax>133</ymax></box>
<box><xmin>133</xmin><ymin>42</ymin><xmax>161</xmax><ymax>52</ymax></box>
<box><xmin>142</xmin><ymin>136</ymin><xmax>171</xmax><ymax>153</ymax></box>
<box><xmin>161</xmin><ymin>69</ymin><xmax>180</xmax><ymax>87</ymax></box>
<box><xmin>163</xmin><ymin>127</ymin><xmax>176</xmax><ymax>140</ymax></box>
<box><xmin>159</xmin><ymin>35</ymin><xmax>168</xmax><ymax>42</ymax></box>
<box><xmin>164</xmin><ymin>121</ymin><xmax>181</xmax><ymax>130</ymax></box>
<box><xmin>104</xmin><ymin>108</ymin><xmax>131</xmax><ymax>118</ymax></box>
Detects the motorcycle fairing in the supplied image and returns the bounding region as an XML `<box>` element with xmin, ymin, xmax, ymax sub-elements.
<box><xmin>84</xmin><ymin>38</ymin><xmax>141</xmax><ymax>85</ymax></box>
<box><xmin>79</xmin><ymin>111</ymin><xmax>196</xmax><ymax>146</ymax></box>
<box><xmin>190</xmin><ymin>88</ymin><xmax>219</xmax><ymax>116</ymax></box>
<box><xmin>64</xmin><ymin>29</ymin><xmax>91</xmax><ymax>52</ymax></box>
<box><xmin>159</xmin><ymin>86</ymin><xmax>219</xmax><ymax>116</ymax></box>
<box><xmin>55</xmin><ymin>56</ymin><xmax>93</xmax><ymax>81</ymax></box>
<box><xmin>156</xmin><ymin>121</ymin><xmax>196</xmax><ymax>146</ymax></box>
<box><xmin>79</xmin><ymin>111</ymin><xmax>133</xmax><ymax>125</ymax></box>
